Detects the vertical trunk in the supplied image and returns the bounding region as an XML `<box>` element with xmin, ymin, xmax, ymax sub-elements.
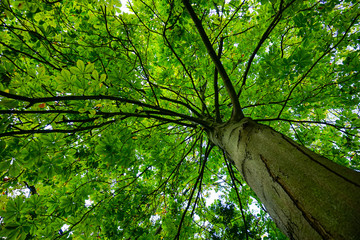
<box><xmin>209</xmin><ymin>118</ymin><xmax>360</xmax><ymax>240</ymax></box>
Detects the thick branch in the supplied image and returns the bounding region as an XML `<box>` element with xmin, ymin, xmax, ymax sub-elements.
<box><xmin>214</xmin><ymin>37</ymin><xmax>223</xmax><ymax>123</ymax></box>
<box><xmin>0</xmin><ymin>109</ymin><xmax>200</xmax><ymax>137</ymax></box>
<box><xmin>0</xmin><ymin>91</ymin><xmax>210</xmax><ymax>127</ymax></box>
<box><xmin>182</xmin><ymin>0</ymin><xmax>244</xmax><ymax>121</ymax></box>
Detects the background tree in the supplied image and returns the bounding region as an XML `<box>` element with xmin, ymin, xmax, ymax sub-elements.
<box><xmin>0</xmin><ymin>0</ymin><xmax>359</xmax><ymax>239</ymax></box>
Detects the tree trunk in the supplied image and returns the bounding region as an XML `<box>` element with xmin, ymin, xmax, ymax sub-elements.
<box><xmin>209</xmin><ymin>118</ymin><xmax>360</xmax><ymax>240</ymax></box>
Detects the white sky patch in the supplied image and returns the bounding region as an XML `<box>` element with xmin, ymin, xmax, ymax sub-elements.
<box><xmin>120</xmin><ymin>0</ymin><xmax>131</xmax><ymax>13</ymax></box>
<box><xmin>205</xmin><ymin>189</ymin><xmax>221</xmax><ymax>207</ymax></box>
<box><xmin>61</xmin><ymin>224</ymin><xmax>70</xmax><ymax>231</ymax></box>
<box><xmin>8</xmin><ymin>187</ymin><xmax>30</xmax><ymax>198</ymax></box>
<box><xmin>60</xmin><ymin>224</ymin><xmax>70</xmax><ymax>235</ymax></box>
<box><xmin>85</xmin><ymin>198</ymin><xmax>94</xmax><ymax>207</ymax></box>
<box><xmin>206</xmin><ymin>189</ymin><xmax>262</xmax><ymax>215</ymax></box>
<box><xmin>265</xmin><ymin>42</ymin><xmax>273</xmax><ymax>53</ymax></box>
<box><xmin>44</xmin><ymin>124</ymin><xmax>53</xmax><ymax>130</ymax></box>
<box><xmin>249</xmin><ymin>197</ymin><xmax>261</xmax><ymax>215</ymax></box>
<box><xmin>150</xmin><ymin>214</ymin><xmax>161</xmax><ymax>223</ymax></box>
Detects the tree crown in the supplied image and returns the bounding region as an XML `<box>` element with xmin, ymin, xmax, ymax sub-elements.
<box><xmin>0</xmin><ymin>0</ymin><xmax>359</xmax><ymax>239</ymax></box>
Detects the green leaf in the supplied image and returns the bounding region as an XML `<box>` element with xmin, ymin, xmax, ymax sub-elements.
<box><xmin>100</xmin><ymin>73</ymin><xmax>106</xmax><ymax>82</ymax></box>
<box><xmin>8</xmin><ymin>162</ymin><xmax>21</xmax><ymax>177</ymax></box>
<box><xmin>92</xmin><ymin>69</ymin><xmax>99</xmax><ymax>80</ymax></box>
<box><xmin>59</xmin><ymin>196</ymin><xmax>72</xmax><ymax>208</ymax></box>
<box><xmin>85</xmin><ymin>63</ymin><xmax>95</xmax><ymax>73</ymax></box>
<box><xmin>89</xmin><ymin>109</ymin><xmax>96</xmax><ymax>117</ymax></box>
<box><xmin>352</xmin><ymin>119</ymin><xmax>360</xmax><ymax>128</ymax></box>
<box><xmin>61</xmin><ymin>69</ymin><xmax>71</xmax><ymax>81</ymax></box>
<box><xmin>69</xmin><ymin>66</ymin><xmax>81</xmax><ymax>75</ymax></box>
<box><xmin>2</xmin><ymin>1</ymin><xmax>359</xmax><ymax>239</ymax></box>
<box><xmin>0</xmin><ymin>140</ymin><xmax>6</xmax><ymax>154</ymax></box>
<box><xmin>0</xmin><ymin>158</ymin><xmax>11</xmax><ymax>171</ymax></box>
<box><xmin>76</xmin><ymin>60</ymin><xmax>85</xmax><ymax>72</ymax></box>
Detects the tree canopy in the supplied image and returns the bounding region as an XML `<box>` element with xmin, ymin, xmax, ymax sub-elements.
<box><xmin>0</xmin><ymin>0</ymin><xmax>359</xmax><ymax>239</ymax></box>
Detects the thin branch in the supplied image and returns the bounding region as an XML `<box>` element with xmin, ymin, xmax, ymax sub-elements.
<box><xmin>241</xmin><ymin>99</ymin><xmax>290</xmax><ymax>109</ymax></box>
<box><xmin>117</xmin><ymin>9</ymin><xmax>160</xmax><ymax>107</ymax></box>
<box><xmin>174</xmin><ymin>142</ymin><xmax>211</xmax><ymax>240</ymax></box>
<box><xmin>0</xmin><ymin>110</ymin><xmax>84</xmax><ymax>115</ymax></box>
<box><xmin>2</xmin><ymin>55</ymin><xmax>27</xmax><ymax>73</ymax></box>
<box><xmin>127</xmin><ymin>1</ymin><xmax>162</xmax><ymax>35</ymax></box>
<box><xmin>158</xmin><ymin>84</ymin><xmax>203</xmax><ymax>113</ymax></box>
<box><xmin>160</xmin><ymin>6</ymin><xmax>212</xmax><ymax>117</ymax></box>
<box><xmin>256</xmin><ymin>118</ymin><xmax>359</xmax><ymax>137</ymax></box>
<box><xmin>211</xmin><ymin>0</ymin><xmax>247</xmax><ymax>45</ymax></box>
<box><xmin>238</xmin><ymin>0</ymin><xmax>296</xmax><ymax>98</ymax></box>
<box><xmin>159</xmin><ymin>96</ymin><xmax>202</xmax><ymax>117</ymax></box>
<box><xmin>226</xmin><ymin>25</ymin><xmax>256</xmax><ymax>39</ymax></box>
<box><xmin>0</xmin><ymin>41</ymin><xmax>61</xmax><ymax>71</ymax></box>
<box><xmin>277</xmin><ymin>13</ymin><xmax>360</xmax><ymax>118</ymax></box>
<box><xmin>55</xmin><ymin>167</ymin><xmax>150</xmax><ymax>239</ymax></box>
<box><xmin>190</xmin><ymin>144</ymin><xmax>213</xmax><ymax>219</ymax></box>
<box><xmin>0</xmin><ymin>120</ymin><xmax>116</xmax><ymax>137</ymax></box>
<box><xmin>147</xmin><ymin>132</ymin><xmax>202</xmax><ymax>197</ymax></box>
<box><xmin>290</xmin><ymin>123</ymin><xmax>305</xmax><ymax>146</ymax></box>
<box><xmin>223</xmin><ymin>151</ymin><xmax>249</xmax><ymax>240</ymax></box>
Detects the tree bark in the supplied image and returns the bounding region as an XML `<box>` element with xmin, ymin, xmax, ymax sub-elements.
<box><xmin>209</xmin><ymin>118</ymin><xmax>360</xmax><ymax>240</ymax></box>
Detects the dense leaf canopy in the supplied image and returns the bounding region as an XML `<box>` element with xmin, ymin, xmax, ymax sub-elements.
<box><xmin>0</xmin><ymin>0</ymin><xmax>359</xmax><ymax>239</ymax></box>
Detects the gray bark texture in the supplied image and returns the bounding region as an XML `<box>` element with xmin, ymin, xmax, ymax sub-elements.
<box><xmin>209</xmin><ymin>118</ymin><xmax>360</xmax><ymax>240</ymax></box>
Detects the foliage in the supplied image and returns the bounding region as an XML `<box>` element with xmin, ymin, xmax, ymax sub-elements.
<box><xmin>0</xmin><ymin>0</ymin><xmax>359</xmax><ymax>239</ymax></box>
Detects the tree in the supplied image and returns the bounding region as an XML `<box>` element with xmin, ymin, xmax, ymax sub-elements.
<box><xmin>0</xmin><ymin>0</ymin><xmax>359</xmax><ymax>239</ymax></box>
